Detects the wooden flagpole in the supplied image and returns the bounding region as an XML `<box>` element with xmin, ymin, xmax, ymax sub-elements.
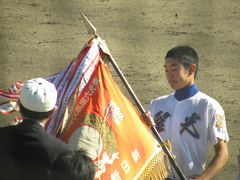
<box><xmin>81</xmin><ymin>13</ymin><xmax>187</xmax><ymax>180</ymax></box>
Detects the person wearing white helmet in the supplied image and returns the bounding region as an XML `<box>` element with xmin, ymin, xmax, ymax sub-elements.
<box><xmin>0</xmin><ymin>78</ymin><xmax>69</xmax><ymax>180</ymax></box>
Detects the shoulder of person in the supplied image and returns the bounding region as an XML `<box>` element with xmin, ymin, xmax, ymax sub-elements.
<box><xmin>150</xmin><ymin>93</ymin><xmax>174</xmax><ymax>104</ymax></box>
<box><xmin>47</xmin><ymin>133</ymin><xmax>68</xmax><ymax>146</ymax></box>
<box><xmin>197</xmin><ymin>91</ymin><xmax>224</xmax><ymax>112</ymax></box>
<box><xmin>147</xmin><ymin>93</ymin><xmax>174</xmax><ymax>113</ymax></box>
<box><xmin>0</xmin><ymin>125</ymin><xmax>16</xmax><ymax>134</ymax></box>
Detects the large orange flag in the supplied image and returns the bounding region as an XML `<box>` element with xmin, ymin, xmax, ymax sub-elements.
<box><xmin>60</xmin><ymin>46</ymin><xmax>169</xmax><ymax>179</ymax></box>
<box><xmin>0</xmin><ymin>38</ymin><xmax>169</xmax><ymax>179</ymax></box>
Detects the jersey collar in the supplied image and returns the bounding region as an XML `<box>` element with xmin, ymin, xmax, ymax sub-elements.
<box><xmin>174</xmin><ymin>84</ymin><xmax>199</xmax><ymax>101</ymax></box>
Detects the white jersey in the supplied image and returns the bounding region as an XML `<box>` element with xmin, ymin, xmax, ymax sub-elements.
<box><xmin>148</xmin><ymin>91</ymin><xmax>229</xmax><ymax>177</ymax></box>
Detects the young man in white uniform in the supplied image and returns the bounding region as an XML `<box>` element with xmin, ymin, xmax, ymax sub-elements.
<box><xmin>148</xmin><ymin>46</ymin><xmax>229</xmax><ymax>179</ymax></box>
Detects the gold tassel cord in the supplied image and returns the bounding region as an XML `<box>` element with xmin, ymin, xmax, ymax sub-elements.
<box><xmin>135</xmin><ymin>140</ymin><xmax>172</xmax><ymax>180</ymax></box>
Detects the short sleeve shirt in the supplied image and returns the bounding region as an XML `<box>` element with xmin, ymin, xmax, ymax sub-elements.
<box><xmin>148</xmin><ymin>91</ymin><xmax>229</xmax><ymax>177</ymax></box>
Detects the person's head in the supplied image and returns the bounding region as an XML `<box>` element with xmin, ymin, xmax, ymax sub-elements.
<box><xmin>19</xmin><ymin>78</ymin><xmax>57</xmax><ymax>121</ymax></box>
<box><xmin>164</xmin><ymin>45</ymin><xmax>198</xmax><ymax>90</ymax></box>
<box><xmin>51</xmin><ymin>150</ymin><xmax>95</xmax><ymax>180</ymax></box>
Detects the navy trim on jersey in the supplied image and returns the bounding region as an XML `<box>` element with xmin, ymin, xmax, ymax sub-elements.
<box><xmin>174</xmin><ymin>84</ymin><xmax>199</xmax><ymax>101</ymax></box>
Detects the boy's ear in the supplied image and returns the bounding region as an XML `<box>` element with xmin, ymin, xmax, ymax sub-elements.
<box><xmin>189</xmin><ymin>63</ymin><xmax>196</xmax><ymax>76</ymax></box>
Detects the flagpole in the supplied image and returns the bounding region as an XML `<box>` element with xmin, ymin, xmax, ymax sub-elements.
<box><xmin>81</xmin><ymin>13</ymin><xmax>187</xmax><ymax>180</ymax></box>
<box><xmin>107</xmin><ymin>53</ymin><xmax>187</xmax><ymax>180</ymax></box>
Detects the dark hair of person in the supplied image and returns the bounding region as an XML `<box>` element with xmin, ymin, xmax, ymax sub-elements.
<box><xmin>51</xmin><ymin>150</ymin><xmax>95</xmax><ymax>180</ymax></box>
<box><xmin>19</xmin><ymin>102</ymin><xmax>54</xmax><ymax>120</ymax></box>
<box><xmin>165</xmin><ymin>45</ymin><xmax>199</xmax><ymax>78</ymax></box>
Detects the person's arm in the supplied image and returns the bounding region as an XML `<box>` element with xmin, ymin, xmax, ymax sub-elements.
<box><xmin>195</xmin><ymin>138</ymin><xmax>228</xmax><ymax>180</ymax></box>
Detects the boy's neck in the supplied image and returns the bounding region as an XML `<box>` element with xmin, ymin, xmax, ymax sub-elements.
<box><xmin>174</xmin><ymin>84</ymin><xmax>199</xmax><ymax>101</ymax></box>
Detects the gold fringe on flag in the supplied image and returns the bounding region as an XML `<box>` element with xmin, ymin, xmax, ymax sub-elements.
<box><xmin>135</xmin><ymin>140</ymin><xmax>172</xmax><ymax>180</ymax></box>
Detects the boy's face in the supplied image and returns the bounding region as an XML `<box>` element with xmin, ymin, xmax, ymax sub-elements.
<box><xmin>164</xmin><ymin>58</ymin><xmax>195</xmax><ymax>90</ymax></box>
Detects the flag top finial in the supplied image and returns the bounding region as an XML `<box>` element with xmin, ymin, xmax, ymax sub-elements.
<box><xmin>81</xmin><ymin>13</ymin><xmax>97</xmax><ymax>36</ymax></box>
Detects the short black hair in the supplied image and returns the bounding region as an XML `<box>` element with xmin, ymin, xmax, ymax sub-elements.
<box><xmin>19</xmin><ymin>103</ymin><xmax>54</xmax><ymax>120</ymax></box>
<box><xmin>165</xmin><ymin>45</ymin><xmax>199</xmax><ymax>78</ymax></box>
<box><xmin>51</xmin><ymin>150</ymin><xmax>95</xmax><ymax>180</ymax></box>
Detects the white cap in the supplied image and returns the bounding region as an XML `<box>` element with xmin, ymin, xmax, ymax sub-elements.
<box><xmin>20</xmin><ymin>78</ymin><xmax>57</xmax><ymax>112</ymax></box>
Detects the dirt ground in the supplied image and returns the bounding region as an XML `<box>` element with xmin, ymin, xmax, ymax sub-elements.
<box><xmin>1</xmin><ymin>0</ymin><xmax>239</xmax><ymax>179</ymax></box>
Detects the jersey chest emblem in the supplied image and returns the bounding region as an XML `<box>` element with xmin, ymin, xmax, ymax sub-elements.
<box><xmin>154</xmin><ymin>111</ymin><xmax>171</xmax><ymax>132</ymax></box>
<box><xmin>180</xmin><ymin>112</ymin><xmax>201</xmax><ymax>139</ymax></box>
